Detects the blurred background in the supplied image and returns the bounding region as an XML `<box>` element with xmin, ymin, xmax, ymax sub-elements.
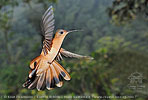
<box><xmin>0</xmin><ymin>0</ymin><xmax>148</xmax><ymax>100</ymax></box>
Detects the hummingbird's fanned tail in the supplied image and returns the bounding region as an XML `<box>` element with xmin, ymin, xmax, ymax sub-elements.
<box><xmin>23</xmin><ymin>56</ymin><xmax>71</xmax><ymax>91</ymax></box>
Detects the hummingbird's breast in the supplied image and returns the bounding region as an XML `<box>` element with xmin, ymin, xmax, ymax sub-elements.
<box><xmin>44</xmin><ymin>36</ymin><xmax>65</xmax><ymax>63</ymax></box>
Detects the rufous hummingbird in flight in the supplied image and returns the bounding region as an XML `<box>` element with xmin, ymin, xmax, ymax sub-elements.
<box><xmin>23</xmin><ymin>6</ymin><xmax>93</xmax><ymax>91</ymax></box>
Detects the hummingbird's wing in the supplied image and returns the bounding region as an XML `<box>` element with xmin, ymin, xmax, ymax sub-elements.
<box><xmin>41</xmin><ymin>6</ymin><xmax>55</xmax><ymax>55</ymax></box>
<box><xmin>56</xmin><ymin>48</ymin><xmax>94</xmax><ymax>61</ymax></box>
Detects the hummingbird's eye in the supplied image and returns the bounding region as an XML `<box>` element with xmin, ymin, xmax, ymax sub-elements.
<box><xmin>60</xmin><ymin>31</ymin><xmax>64</xmax><ymax>34</ymax></box>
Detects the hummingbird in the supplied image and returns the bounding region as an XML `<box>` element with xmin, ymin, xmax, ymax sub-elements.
<box><xmin>23</xmin><ymin>6</ymin><xmax>93</xmax><ymax>91</ymax></box>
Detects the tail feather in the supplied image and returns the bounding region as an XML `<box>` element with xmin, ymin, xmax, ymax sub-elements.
<box><xmin>53</xmin><ymin>64</ymin><xmax>63</xmax><ymax>87</ymax></box>
<box><xmin>37</xmin><ymin>72</ymin><xmax>46</xmax><ymax>91</ymax></box>
<box><xmin>40</xmin><ymin>77</ymin><xmax>46</xmax><ymax>90</ymax></box>
<box><xmin>46</xmin><ymin>68</ymin><xmax>53</xmax><ymax>90</ymax></box>
<box><xmin>28</xmin><ymin>77</ymin><xmax>39</xmax><ymax>89</ymax></box>
<box><xmin>53</xmin><ymin>61</ymin><xmax>71</xmax><ymax>80</ymax></box>
<box><xmin>23</xmin><ymin>69</ymin><xmax>37</xmax><ymax>88</ymax></box>
<box><xmin>23</xmin><ymin>58</ymin><xmax>70</xmax><ymax>91</ymax></box>
<box><xmin>50</xmin><ymin>64</ymin><xmax>61</xmax><ymax>87</ymax></box>
<box><xmin>29</xmin><ymin>68</ymin><xmax>37</xmax><ymax>78</ymax></box>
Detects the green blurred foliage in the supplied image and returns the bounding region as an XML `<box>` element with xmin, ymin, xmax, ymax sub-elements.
<box><xmin>0</xmin><ymin>0</ymin><xmax>148</xmax><ymax>100</ymax></box>
<box><xmin>108</xmin><ymin>0</ymin><xmax>148</xmax><ymax>25</ymax></box>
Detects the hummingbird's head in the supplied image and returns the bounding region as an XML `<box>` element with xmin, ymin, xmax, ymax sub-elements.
<box><xmin>55</xmin><ymin>29</ymin><xmax>82</xmax><ymax>38</ymax></box>
<box><xmin>54</xmin><ymin>29</ymin><xmax>68</xmax><ymax>38</ymax></box>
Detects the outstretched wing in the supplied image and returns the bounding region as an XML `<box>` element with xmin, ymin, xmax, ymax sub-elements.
<box><xmin>41</xmin><ymin>6</ymin><xmax>55</xmax><ymax>55</ymax></box>
<box><xmin>56</xmin><ymin>48</ymin><xmax>94</xmax><ymax>61</ymax></box>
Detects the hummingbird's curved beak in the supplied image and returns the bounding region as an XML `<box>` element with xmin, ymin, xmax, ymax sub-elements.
<box><xmin>67</xmin><ymin>30</ymin><xmax>83</xmax><ymax>34</ymax></box>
